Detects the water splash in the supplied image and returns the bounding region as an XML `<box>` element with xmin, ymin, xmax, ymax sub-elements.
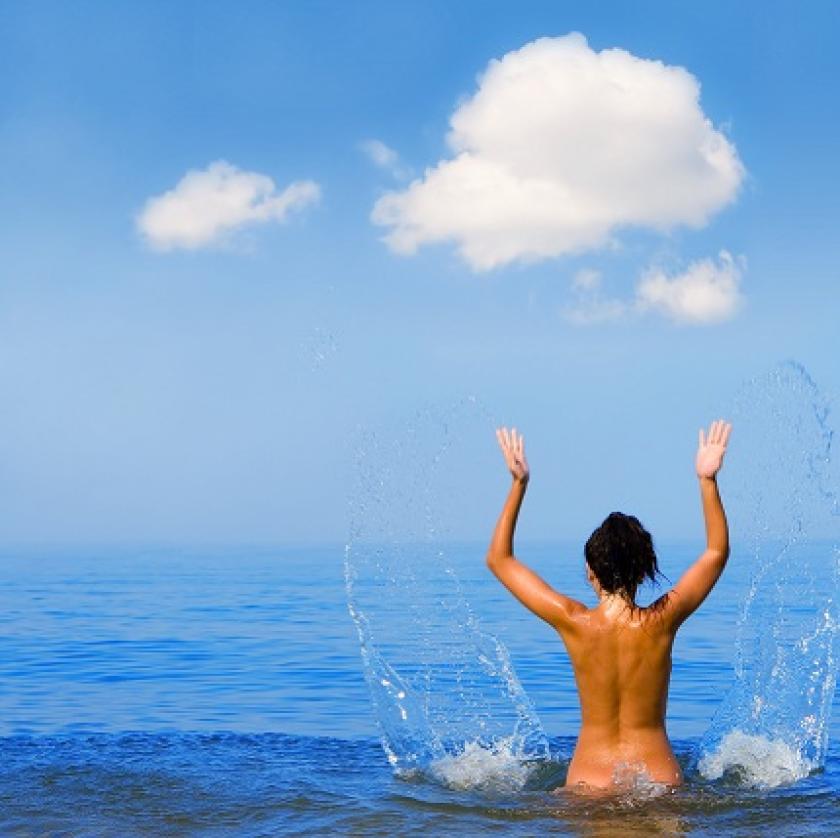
<box><xmin>430</xmin><ymin>738</ymin><xmax>537</xmax><ymax>793</ymax></box>
<box><xmin>300</xmin><ymin>325</ymin><xmax>338</xmax><ymax>371</ymax></box>
<box><xmin>299</xmin><ymin>284</ymin><xmax>340</xmax><ymax>372</ymax></box>
<box><xmin>698</xmin><ymin>731</ymin><xmax>815</xmax><ymax>788</ymax></box>
<box><xmin>344</xmin><ymin>399</ymin><xmax>548</xmax><ymax>786</ymax></box>
<box><xmin>698</xmin><ymin>362</ymin><xmax>839</xmax><ymax>787</ymax></box>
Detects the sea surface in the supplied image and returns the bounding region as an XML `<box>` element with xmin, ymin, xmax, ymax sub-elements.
<box><xmin>0</xmin><ymin>542</ymin><xmax>837</xmax><ymax>836</ymax></box>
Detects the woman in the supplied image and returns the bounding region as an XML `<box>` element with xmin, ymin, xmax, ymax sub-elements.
<box><xmin>487</xmin><ymin>420</ymin><xmax>732</xmax><ymax>790</ymax></box>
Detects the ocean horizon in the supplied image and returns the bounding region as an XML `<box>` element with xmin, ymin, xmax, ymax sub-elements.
<box><xmin>1</xmin><ymin>541</ymin><xmax>836</xmax><ymax>835</ymax></box>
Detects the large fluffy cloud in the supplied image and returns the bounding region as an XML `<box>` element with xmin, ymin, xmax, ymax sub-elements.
<box><xmin>372</xmin><ymin>33</ymin><xmax>744</xmax><ymax>271</ymax></box>
<box><xmin>137</xmin><ymin>161</ymin><xmax>320</xmax><ymax>251</ymax></box>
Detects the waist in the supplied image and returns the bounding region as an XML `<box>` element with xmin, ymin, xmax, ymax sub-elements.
<box><xmin>577</xmin><ymin>721</ymin><xmax>671</xmax><ymax>745</ymax></box>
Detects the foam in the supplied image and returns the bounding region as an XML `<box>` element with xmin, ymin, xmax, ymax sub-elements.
<box><xmin>429</xmin><ymin>738</ymin><xmax>536</xmax><ymax>792</ymax></box>
<box><xmin>698</xmin><ymin>730</ymin><xmax>815</xmax><ymax>788</ymax></box>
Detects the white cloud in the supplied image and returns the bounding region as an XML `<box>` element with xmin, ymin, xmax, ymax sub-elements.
<box><xmin>360</xmin><ymin>139</ymin><xmax>398</xmax><ymax>169</ymax></box>
<box><xmin>635</xmin><ymin>250</ymin><xmax>744</xmax><ymax>324</ymax></box>
<box><xmin>359</xmin><ymin>138</ymin><xmax>411</xmax><ymax>180</ymax></box>
<box><xmin>563</xmin><ymin>294</ymin><xmax>626</xmax><ymax>325</ymax></box>
<box><xmin>137</xmin><ymin>160</ymin><xmax>320</xmax><ymax>251</ymax></box>
<box><xmin>563</xmin><ymin>252</ymin><xmax>745</xmax><ymax>326</ymax></box>
<box><xmin>372</xmin><ymin>33</ymin><xmax>744</xmax><ymax>271</ymax></box>
<box><xmin>563</xmin><ymin>268</ymin><xmax>625</xmax><ymax>324</ymax></box>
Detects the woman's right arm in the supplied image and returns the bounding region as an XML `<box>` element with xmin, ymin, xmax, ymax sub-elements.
<box><xmin>487</xmin><ymin>427</ymin><xmax>585</xmax><ymax>629</ymax></box>
<box><xmin>665</xmin><ymin>420</ymin><xmax>732</xmax><ymax>627</ymax></box>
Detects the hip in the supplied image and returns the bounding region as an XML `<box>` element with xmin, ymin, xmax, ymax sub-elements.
<box><xmin>565</xmin><ymin>726</ymin><xmax>683</xmax><ymax>790</ymax></box>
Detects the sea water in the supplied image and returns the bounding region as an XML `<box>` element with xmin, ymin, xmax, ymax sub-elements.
<box><xmin>0</xmin><ymin>367</ymin><xmax>838</xmax><ymax>835</ymax></box>
<box><xmin>0</xmin><ymin>544</ymin><xmax>837</xmax><ymax>835</ymax></box>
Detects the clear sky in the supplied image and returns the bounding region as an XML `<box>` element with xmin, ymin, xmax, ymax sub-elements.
<box><xmin>1</xmin><ymin>1</ymin><xmax>838</xmax><ymax>547</ymax></box>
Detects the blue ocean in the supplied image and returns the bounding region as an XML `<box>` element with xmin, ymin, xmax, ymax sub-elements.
<box><xmin>1</xmin><ymin>366</ymin><xmax>838</xmax><ymax>835</ymax></box>
<box><xmin>0</xmin><ymin>543</ymin><xmax>836</xmax><ymax>836</ymax></box>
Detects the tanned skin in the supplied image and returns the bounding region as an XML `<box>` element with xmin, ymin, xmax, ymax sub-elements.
<box><xmin>486</xmin><ymin>422</ymin><xmax>732</xmax><ymax>790</ymax></box>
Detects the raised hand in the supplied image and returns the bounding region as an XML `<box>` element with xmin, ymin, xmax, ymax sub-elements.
<box><xmin>695</xmin><ymin>419</ymin><xmax>732</xmax><ymax>479</ymax></box>
<box><xmin>496</xmin><ymin>426</ymin><xmax>530</xmax><ymax>483</ymax></box>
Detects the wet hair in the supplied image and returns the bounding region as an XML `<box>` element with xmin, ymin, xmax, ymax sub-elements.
<box><xmin>584</xmin><ymin>512</ymin><xmax>661</xmax><ymax>602</ymax></box>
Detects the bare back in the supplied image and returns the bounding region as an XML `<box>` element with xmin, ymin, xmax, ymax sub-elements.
<box><xmin>559</xmin><ymin>599</ymin><xmax>682</xmax><ymax>788</ymax></box>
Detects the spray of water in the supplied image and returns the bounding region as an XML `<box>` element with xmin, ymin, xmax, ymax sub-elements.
<box><xmin>344</xmin><ymin>398</ymin><xmax>548</xmax><ymax>788</ymax></box>
<box><xmin>698</xmin><ymin>362</ymin><xmax>839</xmax><ymax>788</ymax></box>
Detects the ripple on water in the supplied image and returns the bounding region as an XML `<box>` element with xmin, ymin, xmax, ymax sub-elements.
<box><xmin>0</xmin><ymin>734</ymin><xmax>837</xmax><ymax>836</ymax></box>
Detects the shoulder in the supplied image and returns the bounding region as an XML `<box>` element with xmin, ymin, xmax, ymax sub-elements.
<box><xmin>641</xmin><ymin>593</ymin><xmax>680</xmax><ymax>634</ymax></box>
<box><xmin>550</xmin><ymin>597</ymin><xmax>591</xmax><ymax>634</ymax></box>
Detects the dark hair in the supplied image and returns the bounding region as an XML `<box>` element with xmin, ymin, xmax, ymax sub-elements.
<box><xmin>584</xmin><ymin>512</ymin><xmax>661</xmax><ymax>602</ymax></box>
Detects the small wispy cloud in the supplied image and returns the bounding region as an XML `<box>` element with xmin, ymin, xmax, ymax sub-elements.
<box><xmin>562</xmin><ymin>268</ymin><xmax>626</xmax><ymax>324</ymax></box>
<box><xmin>359</xmin><ymin>139</ymin><xmax>411</xmax><ymax>180</ymax></box>
<box><xmin>564</xmin><ymin>252</ymin><xmax>745</xmax><ymax>326</ymax></box>
<box><xmin>636</xmin><ymin>251</ymin><xmax>744</xmax><ymax>324</ymax></box>
<box><xmin>137</xmin><ymin>160</ymin><xmax>320</xmax><ymax>251</ymax></box>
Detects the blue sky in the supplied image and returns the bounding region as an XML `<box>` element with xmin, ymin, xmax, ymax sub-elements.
<box><xmin>1</xmin><ymin>1</ymin><xmax>838</xmax><ymax>547</ymax></box>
